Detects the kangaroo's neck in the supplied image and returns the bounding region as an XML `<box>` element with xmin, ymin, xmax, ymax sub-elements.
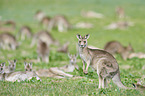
<box><xmin>78</xmin><ymin>46</ymin><xmax>88</xmax><ymax>54</ymax></box>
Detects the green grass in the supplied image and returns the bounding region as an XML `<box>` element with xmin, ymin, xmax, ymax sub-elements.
<box><xmin>0</xmin><ymin>0</ymin><xmax>145</xmax><ymax>95</ymax></box>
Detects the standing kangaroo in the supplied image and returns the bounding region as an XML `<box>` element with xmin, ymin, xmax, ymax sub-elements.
<box><xmin>37</xmin><ymin>40</ymin><xmax>49</xmax><ymax>63</ymax></box>
<box><xmin>47</xmin><ymin>15</ymin><xmax>72</xmax><ymax>32</ymax></box>
<box><xmin>76</xmin><ymin>34</ymin><xmax>128</xmax><ymax>88</ymax></box>
<box><xmin>104</xmin><ymin>41</ymin><xmax>134</xmax><ymax>60</ymax></box>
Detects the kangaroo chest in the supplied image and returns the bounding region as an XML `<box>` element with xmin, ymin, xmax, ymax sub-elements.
<box><xmin>80</xmin><ymin>52</ymin><xmax>91</xmax><ymax>63</ymax></box>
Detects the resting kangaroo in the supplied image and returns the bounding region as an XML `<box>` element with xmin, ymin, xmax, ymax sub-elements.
<box><xmin>4</xmin><ymin>59</ymin><xmax>16</xmax><ymax>73</ymax></box>
<box><xmin>104</xmin><ymin>41</ymin><xmax>134</xmax><ymax>60</ymax></box>
<box><xmin>76</xmin><ymin>34</ymin><xmax>130</xmax><ymax>89</ymax></box>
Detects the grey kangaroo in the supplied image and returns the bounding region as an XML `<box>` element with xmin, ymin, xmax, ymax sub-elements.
<box><xmin>76</xmin><ymin>34</ymin><xmax>131</xmax><ymax>89</ymax></box>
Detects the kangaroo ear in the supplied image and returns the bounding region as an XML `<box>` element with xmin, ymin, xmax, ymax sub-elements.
<box><xmin>29</xmin><ymin>62</ymin><xmax>33</xmax><ymax>67</ymax></box>
<box><xmin>68</xmin><ymin>53</ymin><xmax>71</xmax><ymax>58</ymax></box>
<box><xmin>85</xmin><ymin>34</ymin><xmax>90</xmax><ymax>39</ymax></box>
<box><xmin>76</xmin><ymin>34</ymin><xmax>82</xmax><ymax>39</ymax></box>
<box><xmin>14</xmin><ymin>59</ymin><xmax>17</xmax><ymax>63</ymax></box>
<box><xmin>1</xmin><ymin>62</ymin><xmax>5</xmax><ymax>66</ymax></box>
<box><xmin>24</xmin><ymin>62</ymin><xmax>27</xmax><ymax>66</ymax></box>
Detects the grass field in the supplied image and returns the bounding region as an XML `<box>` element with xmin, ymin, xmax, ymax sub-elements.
<box><xmin>0</xmin><ymin>0</ymin><xmax>145</xmax><ymax>95</ymax></box>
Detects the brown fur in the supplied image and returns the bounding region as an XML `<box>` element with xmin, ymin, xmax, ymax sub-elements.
<box><xmin>47</xmin><ymin>15</ymin><xmax>72</xmax><ymax>32</ymax></box>
<box><xmin>0</xmin><ymin>32</ymin><xmax>18</xmax><ymax>50</ymax></box>
<box><xmin>104</xmin><ymin>41</ymin><xmax>134</xmax><ymax>60</ymax></box>
<box><xmin>76</xmin><ymin>34</ymin><xmax>128</xmax><ymax>88</ymax></box>
<box><xmin>37</xmin><ymin>40</ymin><xmax>49</xmax><ymax>63</ymax></box>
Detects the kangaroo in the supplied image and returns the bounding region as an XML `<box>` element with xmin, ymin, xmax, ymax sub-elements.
<box><xmin>104</xmin><ymin>41</ymin><xmax>134</xmax><ymax>60</ymax></box>
<box><xmin>36</xmin><ymin>53</ymin><xmax>79</xmax><ymax>78</ymax></box>
<box><xmin>37</xmin><ymin>40</ymin><xmax>49</xmax><ymax>63</ymax></box>
<box><xmin>1</xmin><ymin>62</ymin><xmax>41</xmax><ymax>82</ymax></box>
<box><xmin>34</xmin><ymin>10</ymin><xmax>45</xmax><ymax>22</ymax></box>
<box><xmin>81</xmin><ymin>10</ymin><xmax>104</xmax><ymax>18</ymax></box>
<box><xmin>58</xmin><ymin>53</ymin><xmax>79</xmax><ymax>72</ymax></box>
<box><xmin>47</xmin><ymin>15</ymin><xmax>72</xmax><ymax>32</ymax></box>
<box><xmin>116</xmin><ymin>7</ymin><xmax>125</xmax><ymax>19</ymax></box>
<box><xmin>40</xmin><ymin>16</ymin><xmax>51</xmax><ymax>29</ymax></box>
<box><xmin>0</xmin><ymin>20</ymin><xmax>16</xmax><ymax>32</ymax></box>
<box><xmin>18</xmin><ymin>26</ymin><xmax>32</xmax><ymax>40</ymax></box>
<box><xmin>104</xmin><ymin>21</ymin><xmax>134</xmax><ymax>30</ymax></box>
<box><xmin>132</xmin><ymin>80</ymin><xmax>145</xmax><ymax>90</ymax></box>
<box><xmin>4</xmin><ymin>59</ymin><xmax>16</xmax><ymax>73</ymax></box>
<box><xmin>0</xmin><ymin>32</ymin><xmax>18</xmax><ymax>50</ymax></box>
<box><xmin>76</xmin><ymin>34</ymin><xmax>131</xmax><ymax>89</ymax></box>
<box><xmin>57</xmin><ymin>41</ymin><xmax>69</xmax><ymax>53</ymax></box>
<box><xmin>31</xmin><ymin>30</ymin><xmax>59</xmax><ymax>47</ymax></box>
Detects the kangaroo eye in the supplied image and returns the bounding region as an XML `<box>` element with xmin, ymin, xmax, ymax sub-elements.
<box><xmin>84</xmin><ymin>41</ymin><xmax>86</xmax><ymax>43</ymax></box>
<box><xmin>1</xmin><ymin>68</ymin><xmax>3</xmax><ymax>70</ymax></box>
<box><xmin>79</xmin><ymin>41</ymin><xmax>81</xmax><ymax>43</ymax></box>
<box><xmin>30</xmin><ymin>69</ymin><xmax>32</xmax><ymax>71</ymax></box>
<box><xmin>26</xmin><ymin>69</ymin><xmax>28</xmax><ymax>71</ymax></box>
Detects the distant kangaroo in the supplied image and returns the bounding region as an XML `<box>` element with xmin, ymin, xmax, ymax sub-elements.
<box><xmin>18</xmin><ymin>26</ymin><xmax>32</xmax><ymax>40</ymax></box>
<box><xmin>116</xmin><ymin>6</ymin><xmax>125</xmax><ymax>19</ymax></box>
<box><xmin>4</xmin><ymin>59</ymin><xmax>16</xmax><ymax>73</ymax></box>
<box><xmin>0</xmin><ymin>32</ymin><xmax>19</xmax><ymax>50</ymax></box>
<box><xmin>37</xmin><ymin>40</ymin><xmax>49</xmax><ymax>63</ymax></box>
<box><xmin>47</xmin><ymin>15</ymin><xmax>72</xmax><ymax>32</ymax></box>
<box><xmin>76</xmin><ymin>34</ymin><xmax>130</xmax><ymax>88</ymax></box>
<box><xmin>31</xmin><ymin>31</ymin><xmax>59</xmax><ymax>47</ymax></box>
<box><xmin>104</xmin><ymin>41</ymin><xmax>134</xmax><ymax>60</ymax></box>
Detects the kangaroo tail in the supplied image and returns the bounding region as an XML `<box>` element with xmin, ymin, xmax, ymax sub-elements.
<box><xmin>112</xmin><ymin>72</ymin><xmax>127</xmax><ymax>89</ymax></box>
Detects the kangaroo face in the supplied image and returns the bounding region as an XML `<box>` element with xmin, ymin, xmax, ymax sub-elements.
<box><xmin>76</xmin><ymin>34</ymin><xmax>90</xmax><ymax>48</ymax></box>
<box><xmin>24</xmin><ymin>62</ymin><xmax>32</xmax><ymax>72</ymax></box>
<box><xmin>8</xmin><ymin>59</ymin><xmax>16</xmax><ymax>71</ymax></box>
<box><xmin>68</xmin><ymin>54</ymin><xmax>78</xmax><ymax>64</ymax></box>
<box><xmin>0</xmin><ymin>62</ymin><xmax>5</xmax><ymax>74</ymax></box>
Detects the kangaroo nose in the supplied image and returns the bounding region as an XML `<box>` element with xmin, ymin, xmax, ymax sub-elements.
<box><xmin>81</xmin><ymin>45</ymin><xmax>83</xmax><ymax>47</ymax></box>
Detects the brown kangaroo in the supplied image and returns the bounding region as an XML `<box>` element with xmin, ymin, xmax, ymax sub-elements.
<box><xmin>104</xmin><ymin>41</ymin><xmax>134</xmax><ymax>60</ymax></box>
<box><xmin>76</xmin><ymin>34</ymin><xmax>131</xmax><ymax>89</ymax></box>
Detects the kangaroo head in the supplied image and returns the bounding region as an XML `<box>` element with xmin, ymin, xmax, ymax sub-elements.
<box><xmin>0</xmin><ymin>62</ymin><xmax>5</xmax><ymax>74</ymax></box>
<box><xmin>8</xmin><ymin>59</ymin><xmax>16</xmax><ymax>71</ymax></box>
<box><xmin>68</xmin><ymin>53</ymin><xmax>78</xmax><ymax>64</ymax></box>
<box><xmin>126</xmin><ymin>43</ymin><xmax>134</xmax><ymax>52</ymax></box>
<box><xmin>76</xmin><ymin>34</ymin><xmax>90</xmax><ymax>48</ymax></box>
<box><xmin>24</xmin><ymin>62</ymin><xmax>32</xmax><ymax>72</ymax></box>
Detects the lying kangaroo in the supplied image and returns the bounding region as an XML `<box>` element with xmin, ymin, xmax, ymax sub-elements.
<box><xmin>18</xmin><ymin>26</ymin><xmax>32</xmax><ymax>40</ymax></box>
<box><xmin>132</xmin><ymin>80</ymin><xmax>145</xmax><ymax>90</ymax></box>
<box><xmin>0</xmin><ymin>32</ymin><xmax>18</xmax><ymax>50</ymax></box>
<box><xmin>0</xmin><ymin>20</ymin><xmax>16</xmax><ymax>32</ymax></box>
<box><xmin>47</xmin><ymin>15</ymin><xmax>72</xmax><ymax>32</ymax></box>
<box><xmin>37</xmin><ymin>40</ymin><xmax>49</xmax><ymax>63</ymax></box>
<box><xmin>104</xmin><ymin>41</ymin><xmax>134</xmax><ymax>60</ymax></box>
<box><xmin>4</xmin><ymin>59</ymin><xmax>16</xmax><ymax>73</ymax></box>
<box><xmin>36</xmin><ymin>53</ymin><xmax>79</xmax><ymax>78</ymax></box>
<box><xmin>76</xmin><ymin>34</ymin><xmax>130</xmax><ymax>88</ymax></box>
<box><xmin>0</xmin><ymin>62</ymin><xmax>41</xmax><ymax>82</ymax></box>
<box><xmin>58</xmin><ymin>53</ymin><xmax>79</xmax><ymax>72</ymax></box>
<box><xmin>31</xmin><ymin>30</ymin><xmax>59</xmax><ymax>47</ymax></box>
